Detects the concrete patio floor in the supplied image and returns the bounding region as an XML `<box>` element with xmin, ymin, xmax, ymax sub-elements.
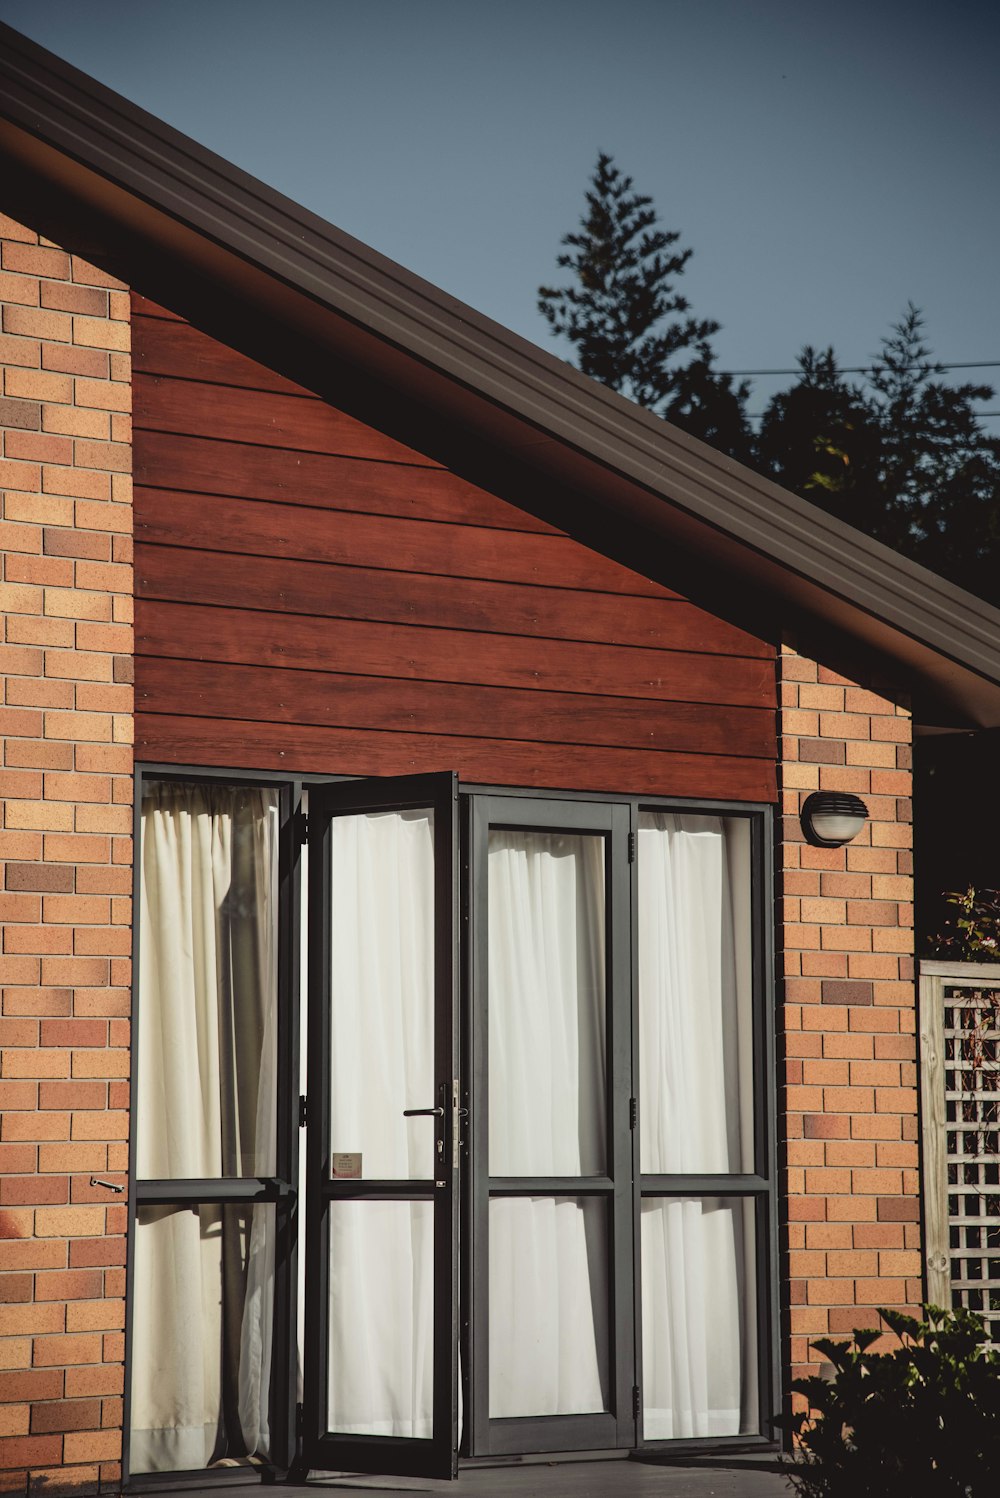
<box><xmin>299</xmin><ymin>1454</ymin><xmax>793</xmax><ymax>1497</ymax></box>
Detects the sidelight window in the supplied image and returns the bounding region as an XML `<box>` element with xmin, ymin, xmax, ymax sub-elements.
<box><xmin>129</xmin><ymin>778</ymin><xmax>286</xmax><ymax>1475</ymax></box>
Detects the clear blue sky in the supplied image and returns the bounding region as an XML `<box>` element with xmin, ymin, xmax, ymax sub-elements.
<box><xmin>2</xmin><ymin>0</ymin><xmax>998</xmax><ymax>427</ymax></box>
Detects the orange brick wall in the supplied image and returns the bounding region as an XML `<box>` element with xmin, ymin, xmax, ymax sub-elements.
<box><xmin>778</xmin><ymin>641</ymin><xmax>921</xmax><ymax>1384</ymax></box>
<box><xmin>0</xmin><ymin>214</ymin><xmax>132</xmax><ymax>1495</ymax></box>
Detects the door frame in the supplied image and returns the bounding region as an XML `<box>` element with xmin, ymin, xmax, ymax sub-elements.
<box><xmin>124</xmin><ymin>768</ymin><xmax>779</xmax><ymax>1489</ymax></box>
<box><xmin>302</xmin><ymin>771</ymin><xmax>461</xmax><ymax>1479</ymax></box>
<box><xmin>461</xmin><ymin>787</ymin><xmax>780</xmax><ymax>1460</ymax></box>
<box><xmin>465</xmin><ymin>793</ymin><xmax>636</xmax><ymax>1456</ymax></box>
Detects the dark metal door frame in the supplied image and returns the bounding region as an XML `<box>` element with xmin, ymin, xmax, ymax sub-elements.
<box><xmin>467</xmin><ymin>795</ymin><xmax>636</xmax><ymax>1457</ymax></box>
<box><xmin>302</xmin><ymin>771</ymin><xmax>461</xmax><ymax>1479</ymax></box>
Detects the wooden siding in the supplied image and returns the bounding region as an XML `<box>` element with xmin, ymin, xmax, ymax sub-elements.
<box><xmin>132</xmin><ymin>298</ymin><xmax>778</xmax><ymax>799</ymax></box>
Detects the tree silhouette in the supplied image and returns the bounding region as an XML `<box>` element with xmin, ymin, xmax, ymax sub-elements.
<box><xmin>756</xmin><ymin>307</ymin><xmax>1000</xmax><ymax>598</ymax></box>
<box><xmin>540</xmin><ymin>157</ymin><xmax>1000</xmax><ymax>603</ymax></box>
<box><xmin>538</xmin><ymin>153</ymin><xmax>751</xmax><ymax>457</ymax></box>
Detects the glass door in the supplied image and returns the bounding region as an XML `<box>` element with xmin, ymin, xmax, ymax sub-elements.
<box><xmin>303</xmin><ymin>772</ymin><xmax>460</xmax><ymax>1479</ymax></box>
<box><xmin>468</xmin><ymin>796</ymin><xmax>635</xmax><ymax>1456</ymax></box>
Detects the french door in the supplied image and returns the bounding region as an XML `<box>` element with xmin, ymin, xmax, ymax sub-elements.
<box><xmin>301</xmin><ymin>785</ymin><xmax>773</xmax><ymax>1470</ymax></box>
<box><xmin>467</xmin><ymin>795</ymin><xmax>773</xmax><ymax>1456</ymax></box>
<box><xmin>128</xmin><ymin>770</ymin><xmax>774</xmax><ymax>1486</ymax></box>
<box><xmin>302</xmin><ymin>772</ymin><xmax>460</xmax><ymax>1478</ymax></box>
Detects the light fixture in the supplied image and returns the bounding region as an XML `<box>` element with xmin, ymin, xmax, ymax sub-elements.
<box><xmin>800</xmin><ymin>791</ymin><xmax>868</xmax><ymax>848</ymax></box>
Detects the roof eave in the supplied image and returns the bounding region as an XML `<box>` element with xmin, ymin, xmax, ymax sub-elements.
<box><xmin>3</xmin><ymin>22</ymin><xmax>1000</xmax><ymax>728</ymax></box>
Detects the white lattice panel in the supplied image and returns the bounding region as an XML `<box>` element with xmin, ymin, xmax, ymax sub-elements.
<box><xmin>942</xmin><ymin>983</ymin><xmax>1000</xmax><ymax>1346</ymax></box>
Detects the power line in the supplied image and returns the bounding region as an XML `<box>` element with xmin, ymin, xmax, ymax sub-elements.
<box><xmin>726</xmin><ymin>360</ymin><xmax>1000</xmax><ymax>377</ymax></box>
<box><xmin>746</xmin><ymin>412</ymin><xmax>1000</xmax><ymax>420</ymax></box>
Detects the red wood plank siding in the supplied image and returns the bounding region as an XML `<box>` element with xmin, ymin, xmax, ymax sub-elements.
<box><xmin>132</xmin><ymin>299</ymin><xmax>778</xmax><ymax>799</ymax></box>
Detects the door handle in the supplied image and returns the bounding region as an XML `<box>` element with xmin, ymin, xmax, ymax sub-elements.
<box><xmin>402</xmin><ymin>1106</ymin><xmax>444</xmax><ymax>1117</ymax></box>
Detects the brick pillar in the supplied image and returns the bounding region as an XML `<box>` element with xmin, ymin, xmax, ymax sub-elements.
<box><xmin>0</xmin><ymin>214</ymin><xmax>132</xmax><ymax>1494</ymax></box>
<box><xmin>778</xmin><ymin>643</ymin><xmax>921</xmax><ymax>1386</ymax></box>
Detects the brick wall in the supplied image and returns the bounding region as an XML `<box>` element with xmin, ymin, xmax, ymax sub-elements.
<box><xmin>778</xmin><ymin>642</ymin><xmax>921</xmax><ymax>1386</ymax></box>
<box><xmin>0</xmin><ymin>215</ymin><xmax>132</xmax><ymax>1495</ymax></box>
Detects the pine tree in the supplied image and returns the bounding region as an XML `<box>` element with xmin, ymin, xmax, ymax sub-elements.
<box><xmin>756</xmin><ymin>307</ymin><xmax>1000</xmax><ymax>600</ymax></box>
<box><xmin>755</xmin><ymin>347</ymin><xmax>883</xmax><ymax>536</ymax></box>
<box><xmin>539</xmin><ymin>159</ymin><xmax>1000</xmax><ymax>605</ymax></box>
<box><xmin>538</xmin><ymin>153</ymin><xmax>751</xmax><ymax>457</ymax></box>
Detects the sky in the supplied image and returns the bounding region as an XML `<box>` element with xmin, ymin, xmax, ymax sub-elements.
<box><xmin>1</xmin><ymin>0</ymin><xmax>998</xmax><ymax>429</ymax></box>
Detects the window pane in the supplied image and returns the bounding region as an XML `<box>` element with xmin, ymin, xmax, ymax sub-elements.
<box><xmin>130</xmin><ymin>1203</ymin><xmax>275</xmax><ymax>1473</ymax></box>
<box><xmin>328</xmin><ymin>809</ymin><xmax>435</xmax><ymax>1181</ymax></box>
<box><xmin>489</xmin><ymin>1196</ymin><xmax>610</xmax><ymax>1418</ymax></box>
<box><xmin>328</xmin><ymin>1200</ymin><xmax>434</xmax><ymax>1438</ymax></box>
<box><xmin>488</xmin><ymin>830</ymin><xmax>607</xmax><ymax>1176</ymax></box>
<box><xmin>638</xmin><ymin>814</ymin><xmax>754</xmax><ymax>1173</ymax></box>
<box><xmin>137</xmin><ymin>782</ymin><xmax>280</xmax><ymax>1179</ymax></box>
<box><xmin>641</xmin><ymin>1196</ymin><xmax>758</xmax><ymax>1439</ymax></box>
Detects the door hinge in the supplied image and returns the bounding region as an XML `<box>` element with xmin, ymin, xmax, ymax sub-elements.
<box><xmin>627</xmin><ymin>830</ymin><xmax>636</xmax><ymax>862</ymax></box>
<box><xmin>629</xmin><ymin>1097</ymin><xmax>637</xmax><ymax>1129</ymax></box>
<box><xmin>633</xmin><ymin>1385</ymin><xmax>641</xmax><ymax>1420</ymax></box>
<box><xmin>296</xmin><ymin>1401</ymin><xmax>304</xmax><ymax>1436</ymax></box>
<box><xmin>298</xmin><ymin>1094</ymin><xmax>308</xmax><ymax>1128</ymax></box>
<box><xmin>299</xmin><ymin>814</ymin><xmax>309</xmax><ymax>844</ymax></box>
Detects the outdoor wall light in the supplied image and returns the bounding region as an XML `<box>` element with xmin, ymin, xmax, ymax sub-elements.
<box><xmin>800</xmin><ymin>791</ymin><xmax>869</xmax><ymax>848</ymax></box>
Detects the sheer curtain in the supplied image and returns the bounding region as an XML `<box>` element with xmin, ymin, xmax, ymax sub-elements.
<box><xmin>326</xmin><ymin>809</ymin><xmax>436</xmax><ymax>1437</ymax></box>
<box><xmin>132</xmin><ymin>782</ymin><xmax>279</xmax><ymax>1472</ymax></box>
<box><xmin>487</xmin><ymin>830</ymin><xmax>610</xmax><ymax>1418</ymax></box>
<box><xmin>638</xmin><ymin>813</ymin><xmax>757</xmax><ymax>1439</ymax></box>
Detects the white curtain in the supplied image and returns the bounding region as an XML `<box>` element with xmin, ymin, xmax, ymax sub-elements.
<box><xmin>487</xmin><ymin>830</ymin><xmax>609</xmax><ymax>1418</ymax></box>
<box><xmin>132</xmin><ymin>782</ymin><xmax>279</xmax><ymax>1472</ymax></box>
<box><xmin>637</xmin><ymin>813</ymin><xmax>757</xmax><ymax>1439</ymax></box>
<box><xmin>326</xmin><ymin>810</ymin><xmax>436</xmax><ymax>1437</ymax></box>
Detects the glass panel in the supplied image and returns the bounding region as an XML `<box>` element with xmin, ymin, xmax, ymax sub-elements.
<box><xmin>488</xmin><ymin>830</ymin><xmax>607</xmax><ymax>1176</ymax></box>
<box><xmin>638</xmin><ymin>814</ymin><xmax>754</xmax><ymax>1174</ymax></box>
<box><xmin>328</xmin><ymin>809</ymin><xmax>435</xmax><ymax>1181</ymax></box>
<box><xmin>130</xmin><ymin>1203</ymin><xmax>275</xmax><ymax>1473</ymax></box>
<box><xmin>489</xmin><ymin>1196</ymin><xmax>609</xmax><ymax>1418</ymax></box>
<box><xmin>328</xmin><ymin>1200</ymin><xmax>434</xmax><ymax>1437</ymax></box>
<box><xmin>640</xmin><ymin>1196</ymin><xmax>758</xmax><ymax>1440</ymax></box>
<box><xmin>137</xmin><ymin>782</ymin><xmax>280</xmax><ymax>1179</ymax></box>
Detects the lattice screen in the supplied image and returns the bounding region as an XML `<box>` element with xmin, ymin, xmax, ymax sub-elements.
<box><xmin>941</xmin><ymin>981</ymin><xmax>1000</xmax><ymax>1346</ymax></box>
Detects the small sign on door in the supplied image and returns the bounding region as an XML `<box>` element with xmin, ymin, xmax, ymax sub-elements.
<box><xmin>331</xmin><ymin>1152</ymin><xmax>362</xmax><ymax>1179</ymax></box>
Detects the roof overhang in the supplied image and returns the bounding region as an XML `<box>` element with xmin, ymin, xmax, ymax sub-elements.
<box><xmin>3</xmin><ymin>22</ymin><xmax>1000</xmax><ymax>729</ymax></box>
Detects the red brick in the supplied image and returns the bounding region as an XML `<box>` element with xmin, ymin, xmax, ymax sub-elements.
<box><xmin>70</xmin><ymin>258</ymin><xmax>126</xmax><ymax>291</ymax></box>
<box><xmin>29</xmin><ymin>1398</ymin><xmax>102</xmax><ymax>1435</ymax></box>
<box><xmin>31</xmin><ymin>1333</ymin><xmax>103</xmax><ymax>1366</ymax></box>
<box><xmin>1</xmin><ymin>988</ymin><xmax>72</xmax><ymax>1018</ymax></box>
<box><xmin>37</xmin><ymin>1082</ymin><xmax>106</xmax><ymax>1111</ymax></box>
<box><xmin>63</xmin><ymin>1428</ymin><xmax>120</xmax><ymax>1463</ymax></box>
<box><xmin>68</xmin><ymin>1237</ymin><xmax>125</xmax><ymax>1268</ymax></box>
<box><xmin>0</xmin><ymin>1147</ymin><xmax>36</xmax><ymax>1174</ymax></box>
<box><xmin>65</xmin><ymin>1300</ymin><xmax>124</xmax><ymax>1333</ymax></box>
<box><xmin>0</xmin><ymin>1240</ymin><xmax>66</xmax><ymax>1271</ymax></box>
<box><xmin>2</xmin><ymin>305</ymin><xmax>72</xmax><ymax>342</ymax></box>
<box><xmin>3</xmin><ymin>243</ymin><xmax>71</xmax><ymax>280</ymax></box>
<box><xmin>63</xmin><ymin>1364</ymin><xmax>122</xmax><ymax>1398</ymax></box>
<box><xmin>5</xmin><ymin>369</ymin><xmax>71</xmax><ymax>404</ymax></box>
<box><xmin>70</xmin><ymin>1111</ymin><xmax>127</xmax><ymax>1140</ymax></box>
<box><xmin>36</xmin><ymin>1146</ymin><xmax>105</xmax><ymax>1176</ymax></box>
<box><xmin>0</xmin><ymin>1434</ymin><xmax>63</xmax><ymax>1468</ymax></box>
<box><xmin>33</xmin><ymin>1205</ymin><xmax>105</xmax><ymax>1238</ymax></box>
<box><xmin>39</xmin><ymin>282</ymin><xmax>108</xmax><ymax>316</ymax></box>
<box><xmin>877</xmin><ymin>1195</ymin><xmax>919</xmax><ymax>1221</ymax></box>
<box><xmin>0</xmin><ymin>1177</ymin><xmax>68</xmax><ymax>1207</ymax></box>
<box><xmin>0</xmin><ymin>1276</ymin><xmax>32</xmax><ymax>1305</ymax></box>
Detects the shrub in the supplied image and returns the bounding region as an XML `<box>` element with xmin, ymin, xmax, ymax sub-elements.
<box><xmin>783</xmin><ymin>1304</ymin><xmax>1000</xmax><ymax>1496</ymax></box>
